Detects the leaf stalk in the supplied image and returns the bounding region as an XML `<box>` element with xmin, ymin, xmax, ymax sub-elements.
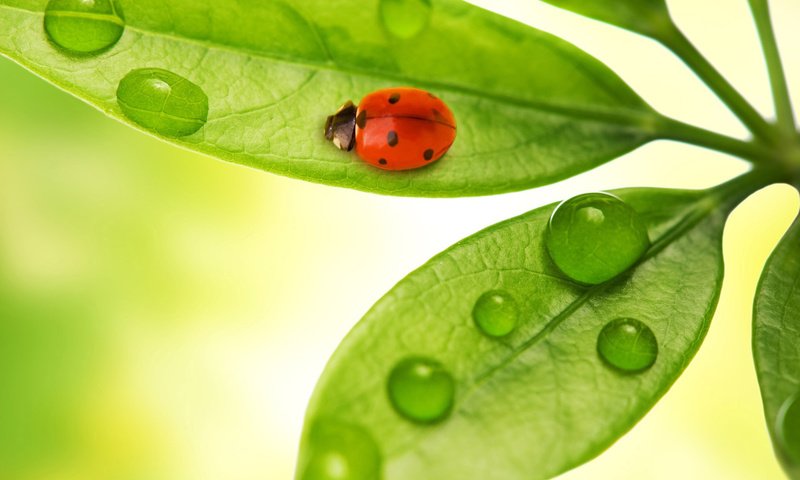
<box><xmin>748</xmin><ymin>0</ymin><xmax>797</xmax><ymax>136</ymax></box>
<box><xmin>656</xmin><ymin>22</ymin><xmax>780</xmax><ymax>146</ymax></box>
<box><xmin>655</xmin><ymin>116</ymin><xmax>774</xmax><ymax>164</ymax></box>
<box><xmin>709</xmin><ymin>165</ymin><xmax>787</xmax><ymax>206</ymax></box>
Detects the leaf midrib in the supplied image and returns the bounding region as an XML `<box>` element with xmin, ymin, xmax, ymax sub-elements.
<box><xmin>117</xmin><ymin>101</ymin><xmax>206</xmax><ymax>124</ymax></box>
<box><xmin>0</xmin><ymin>3</ymin><xmax>659</xmax><ymax>133</ymax></box>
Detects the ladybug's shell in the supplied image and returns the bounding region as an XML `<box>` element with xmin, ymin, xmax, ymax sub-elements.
<box><xmin>355</xmin><ymin>87</ymin><xmax>457</xmax><ymax>171</ymax></box>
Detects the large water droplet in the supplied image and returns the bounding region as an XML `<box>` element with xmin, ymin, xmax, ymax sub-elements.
<box><xmin>546</xmin><ymin>192</ymin><xmax>650</xmax><ymax>285</ymax></box>
<box><xmin>777</xmin><ymin>391</ymin><xmax>800</xmax><ymax>464</ymax></box>
<box><xmin>44</xmin><ymin>0</ymin><xmax>125</xmax><ymax>54</ymax></box>
<box><xmin>597</xmin><ymin>318</ymin><xmax>658</xmax><ymax>373</ymax></box>
<box><xmin>116</xmin><ymin>68</ymin><xmax>209</xmax><ymax>137</ymax></box>
<box><xmin>472</xmin><ymin>290</ymin><xmax>519</xmax><ymax>338</ymax></box>
<box><xmin>387</xmin><ymin>357</ymin><xmax>454</xmax><ymax>424</ymax></box>
<box><xmin>300</xmin><ymin>419</ymin><xmax>381</xmax><ymax>480</ymax></box>
<box><xmin>379</xmin><ymin>0</ymin><xmax>432</xmax><ymax>39</ymax></box>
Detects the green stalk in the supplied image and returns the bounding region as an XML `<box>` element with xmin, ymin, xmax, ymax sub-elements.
<box><xmin>709</xmin><ymin>164</ymin><xmax>787</xmax><ymax>206</ymax></box>
<box><xmin>656</xmin><ymin>23</ymin><xmax>780</xmax><ymax>145</ymax></box>
<box><xmin>656</xmin><ymin>116</ymin><xmax>775</xmax><ymax>164</ymax></box>
<box><xmin>748</xmin><ymin>0</ymin><xmax>796</xmax><ymax>135</ymax></box>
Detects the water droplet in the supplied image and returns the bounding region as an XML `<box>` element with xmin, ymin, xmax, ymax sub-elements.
<box><xmin>597</xmin><ymin>318</ymin><xmax>658</xmax><ymax>373</ymax></box>
<box><xmin>44</xmin><ymin>0</ymin><xmax>125</xmax><ymax>54</ymax></box>
<box><xmin>116</xmin><ymin>68</ymin><xmax>209</xmax><ymax>137</ymax></box>
<box><xmin>546</xmin><ymin>192</ymin><xmax>650</xmax><ymax>285</ymax></box>
<box><xmin>777</xmin><ymin>391</ymin><xmax>800</xmax><ymax>464</ymax></box>
<box><xmin>387</xmin><ymin>357</ymin><xmax>454</xmax><ymax>424</ymax></box>
<box><xmin>472</xmin><ymin>290</ymin><xmax>519</xmax><ymax>338</ymax></box>
<box><xmin>379</xmin><ymin>0</ymin><xmax>432</xmax><ymax>39</ymax></box>
<box><xmin>300</xmin><ymin>419</ymin><xmax>381</xmax><ymax>480</ymax></box>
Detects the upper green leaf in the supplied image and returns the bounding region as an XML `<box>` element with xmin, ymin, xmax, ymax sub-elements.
<box><xmin>298</xmin><ymin>186</ymin><xmax>735</xmax><ymax>479</ymax></box>
<box><xmin>0</xmin><ymin>0</ymin><xmax>658</xmax><ymax>197</ymax></box>
<box><xmin>754</xmin><ymin>212</ymin><xmax>800</xmax><ymax>479</ymax></box>
<box><xmin>541</xmin><ymin>0</ymin><xmax>671</xmax><ymax>38</ymax></box>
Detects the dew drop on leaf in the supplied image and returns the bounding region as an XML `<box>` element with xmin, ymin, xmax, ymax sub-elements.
<box><xmin>777</xmin><ymin>391</ymin><xmax>800</xmax><ymax>464</ymax></box>
<box><xmin>472</xmin><ymin>290</ymin><xmax>519</xmax><ymax>338</ymax></box>
<box><xmin>387</xmin><ymin>357</ymin><xmax>454</xmax><ymax>424</ymax></box>
<box><xmin>596</xmin><ymin>318</ymin><xmax>658</xmax><ymax>373</ymax></box>
<box><xmin>379</xmin><ymin>0</ymin><xmax>432</xmax><ymax>39</ymax></box>
<box><xmin>546</xmin><ymin>192</ymin><xmax>650</xmax><ymax>285</ymax></box>
<box><xmin>116</xmin><ymin>68</ymin><xmax>209</xmax><ymax>137</ymax></box>
<box><xmin>44</xmin><ymin>0</ymin><xmax>125</xmax><ymax>54</ymax></box>
<box><xmin>299</xmin><ymin>419</ymin><xmax>382</xmax><ymax>480</ymax></box>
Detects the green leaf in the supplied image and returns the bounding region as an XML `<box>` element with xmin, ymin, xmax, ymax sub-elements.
<box><xmin>754</xmin><ymin>212</ymin><xmax>800</xmax><ymax>479</ymax></box>
<box><xmin>541</xmin><ymin>0</ymin><xmax>671</xmax><ymax>37</ymax></box>
<box><xmin>0</xmin><ymin>0</ymin><xmax>658</xmax><ymax>197</ymax></box>
<box><xmin>299</xmin><ymin>186</ymin><xmax>735</xmax><ymax>479</ymax></box>
<box><xmin>541</xmin><ymin>0</ymin><xmax>788</xmax><ymax>149</ymax></box>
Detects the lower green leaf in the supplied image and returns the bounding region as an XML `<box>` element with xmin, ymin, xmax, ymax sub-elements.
<box><xmin>298</xmin><ymin>185</ymin><xmax>737</xmax><ymax>480</ymax></box>
<box><xmin>754</xmin><ymin>212</ymin><xmax>800</xmax><ymax>479</ymax></box>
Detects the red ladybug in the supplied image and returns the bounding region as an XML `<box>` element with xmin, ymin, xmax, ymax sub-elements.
<box><xmin>324</xmin><ymin>87</ymin><xmax>457</xmax><ymax>170</ymax></box>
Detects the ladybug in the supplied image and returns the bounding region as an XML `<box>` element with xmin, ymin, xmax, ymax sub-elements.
<box><xmin>324</xmin><ymin>87</ymin><xmax>457</xmax><ymax>171</ymax></box>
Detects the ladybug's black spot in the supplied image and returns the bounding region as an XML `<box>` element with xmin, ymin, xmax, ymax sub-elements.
<box><xmin>356</xmin><ymin>110</ymin><xmax>368</xmax><ymax>129</ymax></box>
<box><xmin>387</xmin><ymin>130</ymin><xmax>399</xmax><ymax>147</ymax></box>
<box><xmin>423</xmin><ymin>149</ymin><xmax>434</xmax><ymax>161</ymax></box>
<box><xmin>379</xmin><ymin>158</ymin><xmax>388</xmax><ymax>165</ymax></box>
<box><xmin>388</xmin><ymin>93</ymin><xmax>401</xmax><ymax>104</ymax></box>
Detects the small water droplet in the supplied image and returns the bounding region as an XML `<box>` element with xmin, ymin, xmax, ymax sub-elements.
<box><xmin>777</xmin><ymin>391</ymin><xmax>800</xmax><ymax>464</ymax></box>
<box><xmin>546</xmin><ymin>192</ymin><xmax>650</xmax><ymax>285</ymax></box>
<box><xmin>300</xmin><ymin>420</ymin><xmax>381</xmax><ymax>480</ymax></box>
<box><xmin>472</xmin><ymin>290</ymin><xmax>519</xmax><ymax>338</ymax></box>
<box><xmin>44</xmin><ymin>0</ymin><xmax>125</xmax><ymax>54</ymax></box>
<box><xmin>116</xmin><ymin>68</ymin><xmax>209</xmax><ymax>137</ymax></box>
<box><xmin>597</xmin><ymin>318</ymin><xmax>658</xmax><ymax>373</ymax></box>
<box><xmin>387</xmin><ymin>357</ymin><xmax>454</xmax><ymax>424</ymax></box>
<box><xmin>379</xmin><ymin>0</ymin><xmax>432</xmax><ymax>39</ymax></box>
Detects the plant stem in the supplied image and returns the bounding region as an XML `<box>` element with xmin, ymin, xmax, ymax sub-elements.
<box><xmin>748</xmin><ymin>0</ymin><xmax>796</xmax><ymax>135</ymax></box>
<box><xmin>656</xmin><ymin>116</ymin><xmax>774</xmax><ymax>163</ymax></box>
<box><xmin>657</xmin><ymin>23</ymin><xmax>779</xmax><ymax>145</ymax></box>
<box><xmin>710</xmin><ymin>164</ymin><xmax>786</xmax><ymax>205</ymax></box>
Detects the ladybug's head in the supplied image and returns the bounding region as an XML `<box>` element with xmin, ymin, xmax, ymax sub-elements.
<box><xmin>325</xmin><ymin>101</ymin><xmax>357</xmax><ymax>151</ymax></box>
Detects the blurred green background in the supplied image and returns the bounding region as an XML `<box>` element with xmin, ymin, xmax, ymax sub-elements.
<box><xmin>1</xmin><ymin>1</ymin><xmax>798</xmax><ymax>479</ymax></box>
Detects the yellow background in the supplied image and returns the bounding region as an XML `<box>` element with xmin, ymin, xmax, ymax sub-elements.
<box><xmin>1</xmin><ymin>0</ymin><xmax>798</xmax><ymax>478</ymax></box>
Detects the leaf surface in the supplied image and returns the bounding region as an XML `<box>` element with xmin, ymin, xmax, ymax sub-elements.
<box><xmin>299</xmin><ymin>186</ymin><xmax>735</xmax><ymax>479</ymax></box>
<box><xmin>0</xmin><ymin>0</ymin><xmax>657</xmax><ymax>196</ymax></box>
<box><xmin>754</xmin><ymin>212</ymin><xmax>800</xmax><ymax>479</ymax></box>
<box><xmin>541</xmin><ymin>0</ymin><xmax>671</xmax><ymax>37</ymax></box>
